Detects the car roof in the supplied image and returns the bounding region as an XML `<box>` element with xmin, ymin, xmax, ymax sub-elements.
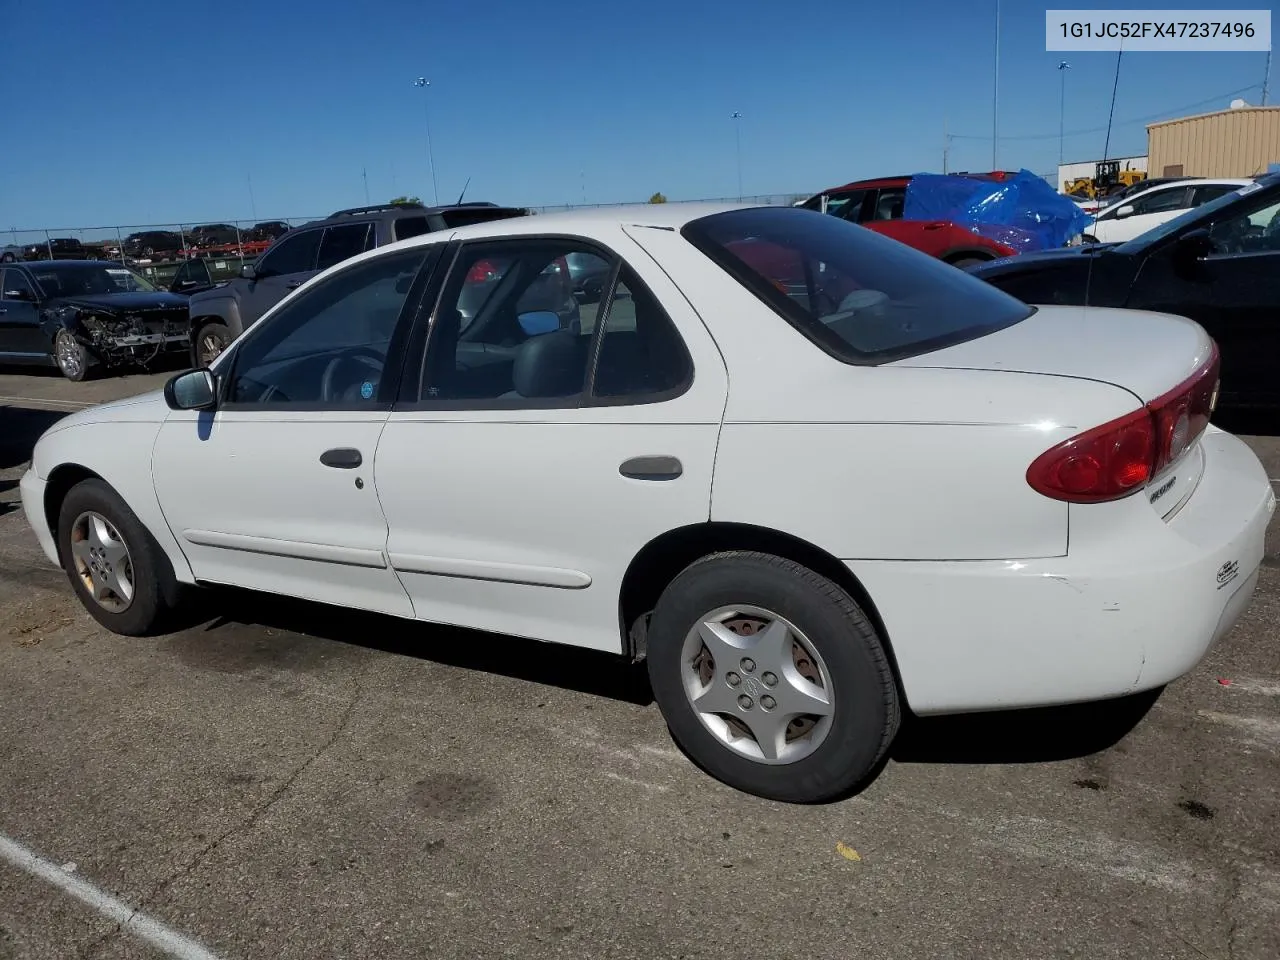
<box><xmin>440</xmin><ymin>201</ymin><xmax>753</xmax><ymax>241</ymax></box>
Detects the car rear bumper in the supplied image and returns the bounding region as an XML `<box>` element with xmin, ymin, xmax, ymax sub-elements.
<box><xmin>20</xmin><ymin>469</ymin><xmax>59</xmax><ymax>567</ymax></box>
<box><xmin>847</xmin><ymin>426</ymin><xmax>1275</xmax><ymax>715</ymax></box>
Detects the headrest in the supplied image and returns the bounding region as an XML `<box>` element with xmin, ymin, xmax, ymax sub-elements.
<box><xmin>512</xmin><ymin>331</ymin><xmax>585</xmax><ymax>398</ymax></box>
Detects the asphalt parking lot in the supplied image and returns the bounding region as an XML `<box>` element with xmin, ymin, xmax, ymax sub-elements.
<box><xmin>1</xmin><ymin>368</ymin><xmax>1278</xmax><ymax>960</ymax></box>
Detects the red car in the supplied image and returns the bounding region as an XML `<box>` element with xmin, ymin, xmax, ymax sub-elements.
<box><xmin>798</xmin><ymin>174</ymin><xmax>1018</xmax><ymax>267</ymax></box>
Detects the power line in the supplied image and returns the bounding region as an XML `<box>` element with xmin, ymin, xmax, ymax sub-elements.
<box><xmin>947</xmin><ymin>83</ymin><xmax>1262</xmax><ymax>142</ymax></box>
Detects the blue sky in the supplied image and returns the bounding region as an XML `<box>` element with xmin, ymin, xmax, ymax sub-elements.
<box><xmin>0</xmin><ymin>0</ymin><xmax>1272</xmax><ymax>230</ymax></box>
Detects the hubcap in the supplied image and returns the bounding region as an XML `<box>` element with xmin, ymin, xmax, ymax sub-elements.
<box><xmin>680</xmin><ymin>605</ymin><xmax>834</xmax><ymax>765</ymax></box>
<box><xmin>56</xmin><ymin>332</ymin><xmax>83</xmax><ymax>378</ymax></box>
<box><xmin>198</xmin><ymin>332</ymin><xmax>224</xmax><ymax>366</ymax></box>
<box><xmin>69</xmin><ymin>512</ymin><xmax>135</xmax><ymax>613</ymax></box>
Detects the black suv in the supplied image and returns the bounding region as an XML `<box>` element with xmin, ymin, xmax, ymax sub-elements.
<box><xmin>186</xmin><ymin>201</ymin><xmax>530</xmax><ymax>366</ymax></box>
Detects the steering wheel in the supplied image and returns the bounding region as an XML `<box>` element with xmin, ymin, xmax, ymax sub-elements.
<box><xmin>320</xmin><ymin>346</ymin><xmax>386</xmax><ymax>403</ymax></box>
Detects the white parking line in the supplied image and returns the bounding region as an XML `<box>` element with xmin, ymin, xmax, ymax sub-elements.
<box><xmin>0</xmin><ymin>832</ymin><xmax>224</xmax><ymax>960</ymax></box>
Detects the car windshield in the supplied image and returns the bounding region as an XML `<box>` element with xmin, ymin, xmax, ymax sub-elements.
<box><xmin>32</xmin><ymin>263</ymin><xmax>158</xmax><ymax>297</ymax></box>
<box><xmin>682</xmin><ymin>206</ymin><xmax>1034</xmax><ymax>364</ymax></box>
<box><xmin>1113</xmin><ymin>180</ymin><xmax>1269</xmax><ymax>253</ymax></box>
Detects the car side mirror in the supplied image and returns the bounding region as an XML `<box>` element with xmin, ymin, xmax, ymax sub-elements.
<box><xmin>1173</xmin><ymin>228</ymin><xmax>1215</xmax><ymax>266</ymax></box>
<box><xmin>1114</xmin><ymin>204</ymin><xmax>1136</xmax><ymax>219</ymax></box>
<box><xmin>240</xmin><ymin>263</ymin><xmax>257</xmax><ymax>280</ymax></box>
<box><xmin>164</xmin><ymin>369</ymin><xmax>217</xmax><ymax>411</ymax></box>
<box><xmin>517</xmin><ymin>310</ymin><xmax>561</xmax><ymax>336</ymax></box>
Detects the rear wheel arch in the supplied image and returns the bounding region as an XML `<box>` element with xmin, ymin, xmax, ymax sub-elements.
<box><xmin>618</xmin><ymin>522</ymin><xmax>905</xmax><ymax>697</ymax></box>
<box><xmin>941</xmin><ymin>248</ymin><xmax>996</xmax><ymax>266</ymax></box>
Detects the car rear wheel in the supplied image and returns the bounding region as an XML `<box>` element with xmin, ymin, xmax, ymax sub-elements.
<box><xmin>53</xmin><ymin>329</ymin><xmax>91</xmax><ymax>381</ymax></box>
<box><xmin>57</xmin><ymin>479</ymin><xmax>177</xmax><ymax>636</ymax></box>
<box><xmin>191</xmin><ymin>321</ymin><xmax>232</xmax><ymax>368</ymax></box>
<box><xmin>948</xmin><ymin>255</ymin><xmax>988</xmax><ymax>269</ymax></box>
<box><xmin>646</xmin><ymin>551</ymin><xmax>900</xmax><ymax>803</ymax></box>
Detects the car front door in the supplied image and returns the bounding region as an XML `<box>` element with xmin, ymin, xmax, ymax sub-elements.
<box><xmin>0</xmin><ymin>268</ymin><xmax>47</xmax><ymax>360</ymax></box>
<box><xmin>151</xmin><ymin>245</ymin><xmax>438</xmax><ymax>616</ymax></box>
<box><xmin>374</xmin><ymin>232</ymin><xmax>728</xmax><ymax>653</ymax></box>
<box><xmin>239</xmin><ymin>226</ymin><xmax>324</xmax><ymax>328</ymax></box>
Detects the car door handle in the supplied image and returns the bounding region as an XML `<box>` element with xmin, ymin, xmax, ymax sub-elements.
<box><xmin>285</xmin><ymin>280</ymin><xmax>303</xmax><ymax>290</ymax></box>
<box><xmin>923</xmin><ymin>222</ymin><xmax>947</xmax><ymax>230</ymax></box>
<box><xmin>320</xmin><ymin>448</ymin><xmax>363</xmax><ymax>469</ymax></box>
<box><xmin>0</xmin><ymin>308</ymin><xmax>6</xmax><ymax>314</ymax></box>
<box><xmin>620</xmin><ymin>456</ymin><xmax>682</xmax><ymax>481</ymax></box>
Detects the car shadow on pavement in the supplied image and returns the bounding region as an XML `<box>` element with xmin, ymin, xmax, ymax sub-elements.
<box><xmin>0</xmin><ymin>405</ymin><xmax>69</xmax><ymax>470</ymax></box>
<box><xmin>186</xmin><ymin>587</ymin><xmax>655</xmax><ymax>706</ymax></box>
<box><xmin>890</xmin><ymin>687</ymin><xmax>1162</xmax><ymax>765</ymax></box>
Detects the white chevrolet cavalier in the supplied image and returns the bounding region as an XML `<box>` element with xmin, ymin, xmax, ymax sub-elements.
<box><xmin>20</xmin><ymin>203</ymin><xmax>1275</xmax><ymax>802</ymax></box>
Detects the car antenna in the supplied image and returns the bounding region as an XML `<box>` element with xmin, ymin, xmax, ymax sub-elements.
<box><xmin>455</xmin><ymin>177</ymin><xmax>471</xmax><ymax>205</ymax></box>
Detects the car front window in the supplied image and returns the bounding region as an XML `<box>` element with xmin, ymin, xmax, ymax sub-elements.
<box><xmin>682</xmin><ymin>206</ymin><xmax>1033</xmax><ymax>364</ymax></box>
<box><xmin>31</xmin><ymin>264</ymin><xmax>157</xmax><ymax>296</ymax></box>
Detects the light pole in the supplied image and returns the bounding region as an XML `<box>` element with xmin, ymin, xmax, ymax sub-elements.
<box><xmin>731</xmin><ymin>111</ymin><xmax>743</xmax><ymax>199</ymax></box>
<box><xmin>992</xmin><ymin>0</ymin><xmax>1000</xmax><ymax>169</ymax></box>
<box><xmin>1057</xmin><ymin>60</ymin><xmax>1071</xmax><ymax>166</ymax></box>
<box><xmin>413</xmin><ymin>77</ymin><xmax>440</xmax><ymax>206</ymax></box>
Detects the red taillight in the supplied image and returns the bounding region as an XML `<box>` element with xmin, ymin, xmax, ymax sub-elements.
<box><xmin>1027</xmin><ymin>344</ymin><xmax>1220</xmax><ymax>503</ymax></box>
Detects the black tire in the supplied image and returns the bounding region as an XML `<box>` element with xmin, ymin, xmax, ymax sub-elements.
<box><xmin>646</xmin><ymin>551</ymin><xmax>900</xmax><ymax>803</ymax></box>
<box><xmin>191</xmin><ymin>321</ymin><xmax>232</xmax><ymax>368</ymax></box>
<box><xmin>948</xmin><ymin>255</ymin><xmax>988</xmax><ymax>269</ymax></box>
<box><xmin>56</xmin><ymin>478</ymin><xmax>179</xmax><ymax>636</ymax></box>
<box><xmin>53</xmin><ymin>329</ymin><xmax>93</xmax><ymax>381</ymax></box>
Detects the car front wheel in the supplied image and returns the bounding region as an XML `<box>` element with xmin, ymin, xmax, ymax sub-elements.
<box><xmin>646</xmin><ymin>551</ymin><xmax>900</xmax><ymax>803</ymax></box>
<box><xmin>53</xmin><ymin>329</ymin><xmax>91</xmax><ymax>381</ymax></box>
<box><xmin>57</xmin><ymin>479</ymin><xmax>177</xmax><ymax>635</ymax></box>
<box><xmin>191</xmin><ymin>321</ymin><xmax>232</xmax><ymax>368</ymax></box>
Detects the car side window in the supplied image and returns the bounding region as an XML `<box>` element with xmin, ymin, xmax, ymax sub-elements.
<box><xmin>255</xmin><ymin>228</ymin><xmax>322</xmax><ymax>278</ymax></box>
<box><xmin>1</xmin><ymin>269</ymin><xmax>35</xmax><ymax>300</ymax></box>
<box><xmin>224</xmin><ymin>248</ymin><xmax>428</xmax><ymax>408</ymax></box>
<box><xmin>394</xmin><ymin>217</ymin><xmax>430</xmax><ymax>240</ymax></box>
<box><xmin>418</xmin><ymin>240</ymin><xmax>611</xmax><ymax>405</ymax></box>
<box><xmin>867</xmin><ymin>188</ymin><xmax>905</xmax><ymax>222</ymax></box>
<box><xmin>1191</xmin><ymin>184</ymin><xmax>1237</xmax><ymax>206</ymax></box>
<box><xmin>1207</xmin><ymin>196</ymin><xmax>1280</xmax><ymax>256</ymax></box>
<box><xmin>317</xmin><ymin>223</ymin><xmax>375</xmax><ymax>271</ymax></box>
<box><xmin>819</xmin><ymin>190</ymin><xmax>868</xmax><ymax>221</ymax></box>
<box><xmin>590</xmin><ymin>267</ymin><xmax>692</xmax><ymax>402</ymax></box>
<box><xmin>1131</xmin><ymin>187</ymin><xmax>1189</xmax><ymax>215</ymax></box>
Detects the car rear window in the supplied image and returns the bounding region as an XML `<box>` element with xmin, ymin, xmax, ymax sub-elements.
<box><xmin>681</xmin><ymin>206</ymin><xmax>1034</xmax><ymax>364</ymax></box>
<box><xmin>438</xmin><ymin>207</ymin><xmax>529</xmax><ymax>229</ymax></box>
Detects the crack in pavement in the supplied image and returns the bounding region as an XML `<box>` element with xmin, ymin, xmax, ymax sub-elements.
<box><xmin>77</xmin><ymin>661</ymin><xmax>369</xmax><ymax>959</ymax></box>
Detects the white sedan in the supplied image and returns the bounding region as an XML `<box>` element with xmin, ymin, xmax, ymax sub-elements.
<box><xmin>20</xmin><ymin>203</ymin><xmax>1275</xmax><ymax>802</ymax></box>
<box><xmin>1086</xmin><ymin>178</ymin><xmax>1253</xmax><ymax>243</ymax></box>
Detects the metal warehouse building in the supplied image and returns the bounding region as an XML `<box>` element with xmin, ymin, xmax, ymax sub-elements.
<box><xmin>1147</xmin><ymin>104</ymin><xmax>1280</xmax><ymax>179</ymax></box>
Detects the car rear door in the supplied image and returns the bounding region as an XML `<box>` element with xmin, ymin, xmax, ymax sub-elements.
<box><xmin>374</xmin><ymin>229</ymin><xmax>728</xmax><ymax>653</ymax></box>
<box><xmin>1094</xmin><ymin>185</ymin><xmax>1192</xmax><ymax>242</ymax></box>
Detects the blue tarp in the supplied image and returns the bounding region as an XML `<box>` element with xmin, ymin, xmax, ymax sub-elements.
<box><xmin>902</xmin><ymin>169</ymin><xmax>1093</xmax><ymax>252</ymax></box>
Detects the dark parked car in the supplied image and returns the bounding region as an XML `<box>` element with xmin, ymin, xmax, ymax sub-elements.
<box><xmin>187</xmin><ymin>200</ymin><xmax>530</xmax><ymax>366</ymax></box>
<box><xmin>248</xmin><ymin>221</ymin><xmax>291</xmax><ymax>242</ymax></box>
<box><xmin>19</xmin><ymin>237</ymin><xmax>87</xmax><ymax>261</ymax></box>
<box><xmin>0</xmin><ymin>261</ymin><xmax>191</xmax><ymax>380</ymax></box>
<box><xmin>188</xmin><ymin>224</ymin><xmax>241</xmax><ymax>249</ymax></box>
<box><xmin>122</xmin><ymin>231</ymin><xmax>187</xmax><ymax>260</ymax></box>
<box><xmin>967</xmin><ymin>174</ymin><xmax>1280</xmax><ymax>408</ymax></box>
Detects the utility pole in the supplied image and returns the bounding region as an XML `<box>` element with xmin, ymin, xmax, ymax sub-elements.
<box><xmin>413</xmin><ymin>77</ymin><xmax>440</xmax><ymax>206</ymax></box>
<box><xmin>731</xmin><ymin>111</ymin><xmax>744</xmax><ymax>199</ymax></box>
<box><xmin>942</xmin><ymin>117</ymin><xmax>950</xmax><ymax>174</ymax></box>
<box><xmin>1057</xmin><ymin>60</ymin><xmax>1071</xmax><ymax>166</ymax></box>
<box><xmin>362</xmin><ymin>167</ymin><xmax>370</xmax><ymax>205</ymax></box>
<box><xmin>992</xmin><ymin>0</ymin><xmax>1000</xmax><ymax>169</ymax></box>
<box><xmin>1264</xmin><ymin>50</ymin><xmax>1272</xmax><ymax>105</ymax></box>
